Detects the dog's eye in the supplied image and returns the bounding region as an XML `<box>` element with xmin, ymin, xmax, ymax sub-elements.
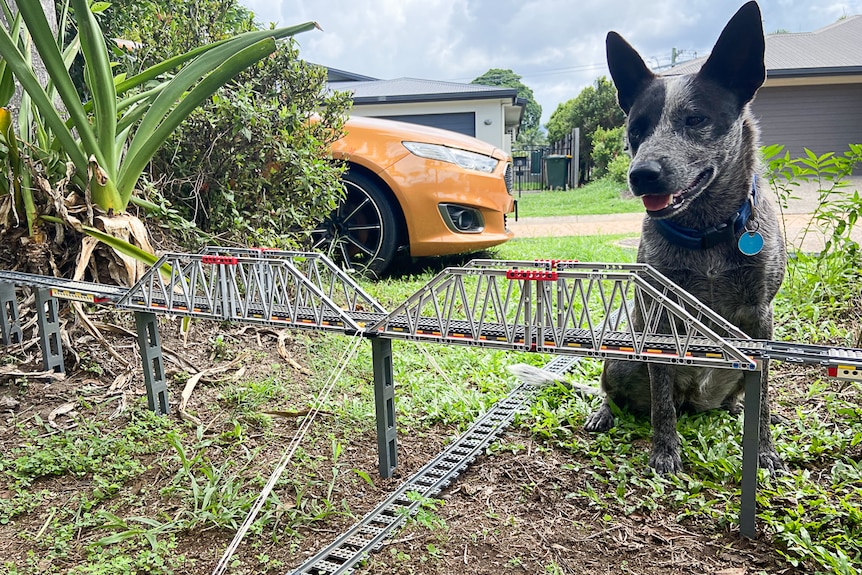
<box><xmin>685</xmin><ymin>115</ymin><xmax>707</xmax><ymax>127</ymax></box>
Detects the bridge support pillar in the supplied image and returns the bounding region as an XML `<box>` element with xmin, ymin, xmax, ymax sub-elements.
<box><xmin>135</xmin><ymin>312</ymin><xmax>169</xmax><ymax>415</ymax></box>
<box><xmin>0</xmin><ymin>282</ymin><xmax>23</xmax><ymax>346</ymax></box>
<box><xmin>740</xmin><ymin>368</ymin><xmax>762</xmax><ymax>538</ymax></box>
<box><xmin>35</xmin><ymin>288</ymin><xmax>64</xmax><ymax>373</ymax></box>
<box><xmin>371</xmin><ymin>337</ymin><xmax>397</xmax><ymax>478</ymax></box>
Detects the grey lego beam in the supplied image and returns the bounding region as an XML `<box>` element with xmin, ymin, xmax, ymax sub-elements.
<box><xmin>0</xmin><ymin>281</ymin><xmax>23</xmax><ymax>346</ymax></box>
<box><xmin>34</xmin><ymin>288</ymin><xmax>64</xmax><ymax>373</ymax></box>
<box><xmin>371</xmin><ymin>337</ymin><xmax>397</xmax><ymax>478</ymax></box>
<box><xmin>134</xmin><ymin>312</ymin><xmax>169</xmax><ymax>415</ymax></box>
<box><xmin>740</xmin><ymin>368</ymin><xmax>763</xmax><ymax>538</ymax></box>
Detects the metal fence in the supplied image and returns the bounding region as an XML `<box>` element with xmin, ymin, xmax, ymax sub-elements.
<box><xmin>512</xmin><ymin>128</ymin><xmax>580</xmax><ymax>195</ymax></box>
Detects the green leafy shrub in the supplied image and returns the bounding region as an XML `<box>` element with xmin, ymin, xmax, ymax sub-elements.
<box><xmin>148</xmin><ymin>44</ymin><xmax>351</xmax><ymax>246</ymax></box>
<box><xmin>97</xmin><ymin>0</ymin><xmax>258</xmax><ymax>71</ymax></box>
<box><xmin>590</xmin><ymin>125</ymin><xmax>626</xmax><ymax>180</ymax></box>
<box><xmin>606</xmin><ymin>153</ymin><xmax>630</xmax><ymax>185</ymax></box>
<box><xmin>106</xmin><ymin>0</ymin><xmax>352</xmax><ymax>248</ymax></box>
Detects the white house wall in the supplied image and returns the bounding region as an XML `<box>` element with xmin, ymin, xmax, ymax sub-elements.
<box><xmin>349</xmin><ymin>99</ymin><xmax>511</xmax><ymax>153</ymax></box>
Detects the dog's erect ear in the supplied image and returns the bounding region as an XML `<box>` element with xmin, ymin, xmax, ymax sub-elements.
<box><xmin>606</xmin><ymin>31</ymin><xmax>655</xmax><ymax>115</ymax></box>
<box><xmin>698</xmin><ymin>1</ymin><xmax>765</xmax><ymax>107</ymax></box>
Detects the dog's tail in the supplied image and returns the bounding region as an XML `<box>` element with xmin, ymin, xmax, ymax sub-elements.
<box><xmin>507</xmin><ymin>363</ymin><xmax>599</xmax><ymax>397</ymax></box>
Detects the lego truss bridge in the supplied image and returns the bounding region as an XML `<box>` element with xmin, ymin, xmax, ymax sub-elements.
<box><xmin>112</xmin><ymin>249</ymin><xmax>860</xmax><ymax>376</ymax></box>
<box><xmin>2</xmin><ymin>248</ymin><xmax>861</xmax><ymax>551</ymax></box>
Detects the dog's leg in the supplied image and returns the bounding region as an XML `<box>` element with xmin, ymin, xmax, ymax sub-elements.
<box><xmin>647</xmin><ymin>363</ymin><xmax>683</xmax><ymax>474</ymax></box>
<box><xmin>585</xmin><ymin>359</ymin><xmax>650</xmax><ymax>432</ymax></box>
<box><xmin>585</xmin><ymin>362</ymin><xmax>619</xmax><ymax>431</ymax></box>
<box><xmin>757</xmin><ymin>359</ymin><xmax>784</xmax><ymax>471</ymax></box>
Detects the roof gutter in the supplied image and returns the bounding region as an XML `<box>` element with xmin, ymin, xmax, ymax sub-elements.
<box><xmin>349</xmin><ymin>89</ymin><xmax>520</xmax><ymax>105</ymax></box>
<box><xmin>767</xmin><ymin>66</ymin><xmax>862</xmax><ymax>78</ymax></box>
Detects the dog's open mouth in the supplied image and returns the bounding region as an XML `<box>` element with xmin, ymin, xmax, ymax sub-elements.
<box><xmin>642</xmin><ymin>168</ymin><xmax>714</xmax><ymax>218</ymax></box>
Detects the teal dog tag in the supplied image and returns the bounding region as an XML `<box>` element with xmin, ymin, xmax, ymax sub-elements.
<box><xmin>738</xmin><ymin>231</ymin><xmax>764</xmax><ymax>256</ymax></box>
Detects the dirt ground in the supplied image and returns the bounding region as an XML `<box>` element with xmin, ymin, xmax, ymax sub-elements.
<box><xmin>0</xmin><ymin>304</ymin><xmax>810</xmax><ymax>575</ymax></box>
<box><xmin>361</xmin><ymin>444</ymin><xmax>787</xmax><ymax>575</ymax></box>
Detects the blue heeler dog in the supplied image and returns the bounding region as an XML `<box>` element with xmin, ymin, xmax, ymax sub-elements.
<box><xmin>513</xmin><ymin>1</ymin><xmax>786</xmax><ymax>475</ymax></box>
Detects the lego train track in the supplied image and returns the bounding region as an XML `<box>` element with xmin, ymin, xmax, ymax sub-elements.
<box><xmin>289</xmin><ymin>355</ymin><xmax>581</xmax><ymax>575</ymax></box>
<box><xmin>0</xmin><ymin>270</ymin><xmax>128</xmax><ymax>304</ymax></box>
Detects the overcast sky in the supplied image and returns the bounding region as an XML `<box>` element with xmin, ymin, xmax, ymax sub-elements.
<box><xmin>237</xmin><ymin>0</ymin><xmax>862</xmax><ymax>124</ymax></box>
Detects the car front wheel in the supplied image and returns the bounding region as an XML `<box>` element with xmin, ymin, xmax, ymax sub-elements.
<box><xmin>311</xmin><ymin>171</ymin><xmax>399</xmax><ymax>277</ymax></box>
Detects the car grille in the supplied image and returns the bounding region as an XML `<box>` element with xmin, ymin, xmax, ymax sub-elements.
<box><xmin>504</xmin><ymin>162</ymin><xmax>513</xmax><ymax>194</ymax></box>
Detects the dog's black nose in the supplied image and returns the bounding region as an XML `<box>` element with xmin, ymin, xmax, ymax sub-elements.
<box><xmin>629</xmin><ymin>160</ymin><xmax>663</xmax><ymax>193</ymax></box>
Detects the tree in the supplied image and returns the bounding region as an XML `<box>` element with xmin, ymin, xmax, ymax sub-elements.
<box><xmin>545</xmin><ymin>76</ymin><xmax>625</xmax><ymax>181</ymax></box>
<box><xmin>590</xmin><ymin>125</ymin><xmax>628</xmax><ymax>182</ymax></box>
<box><xmin>93</xmin><ymin>0</ymin><xmax>257</xmax><ymax>73</ymax></box>
<box><xmin>472</xmin><ymin>68</ymin><xmax>542</xmax><ymax>143</ymax></box>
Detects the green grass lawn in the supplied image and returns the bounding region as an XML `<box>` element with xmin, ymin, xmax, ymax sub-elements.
<box><xmin>493</xmin><ymin>233</ymin><xmax>636</xmax><ymax>263</ymax></box>
<box><xmin>515</xmin><ymin>177</ymin><xmax>642</xmax><ymax>218</ymax></box>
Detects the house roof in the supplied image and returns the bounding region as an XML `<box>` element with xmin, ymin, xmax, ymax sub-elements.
<box><xmin>328</xmin><ymin>77</ymin><xmax>521</xmax><ymax>105</ymax></box>
<box><xmin>325</xmin><ymin>67</ymin><xmax>378</xmax><ymax>82</ymax></box>
<box><xmin>319</xmin><ymin>68</ymin><xmax>526</xmax><ymax>135</ymax></box>
<box><xmin>664</xmin><ymin>14</ymin><xmax>862</xmax><ymax>78</ymax></box>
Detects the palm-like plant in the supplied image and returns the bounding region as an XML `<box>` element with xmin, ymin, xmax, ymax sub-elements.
<box><xmin>0</xmin><ymin>0</ymin><xmax>318</xmax><ymax>280</ymax></box>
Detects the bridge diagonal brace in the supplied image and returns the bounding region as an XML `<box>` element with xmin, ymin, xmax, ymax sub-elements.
<box><xmin>119</xmin><ymin>254</ymin><xmax>364</xmax><ymax>335</ymax></box>
<box><xmin>631</xmin><ymin>275</ymin><xmax>755</xmax><ymax>369</ymax></box>
<box><xmin>199</xmin><ymin>247</ymin><xmax>387</xmax><ymax>315</ymax></box>
<box><xmin>636</xmin><ymin>264</ymin><xmax>751</xmax><ymax>339</ymax></box>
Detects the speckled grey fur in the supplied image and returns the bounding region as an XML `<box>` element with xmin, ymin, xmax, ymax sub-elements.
<box><xmin>590</xmin><ymin>1</ymin><xmax>785</xmax><ymax>475</ymax></box>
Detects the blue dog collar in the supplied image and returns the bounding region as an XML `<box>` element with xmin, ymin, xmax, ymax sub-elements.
<box><xmin>653</xmin><ymin>176</ymin><xmax>757</xmax><ymax>250</ymax></box>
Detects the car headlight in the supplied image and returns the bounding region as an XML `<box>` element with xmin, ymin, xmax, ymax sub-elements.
<box><xmin>402</xmin><ymin>142</ymin><xmax>499</xmax><ymax>173</ymax></box>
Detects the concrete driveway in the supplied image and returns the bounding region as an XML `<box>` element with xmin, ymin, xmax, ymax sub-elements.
<box><xmin>509</xmin><ymin>177</ymin><xmax>862</xmax><ymax>253</ymax></box>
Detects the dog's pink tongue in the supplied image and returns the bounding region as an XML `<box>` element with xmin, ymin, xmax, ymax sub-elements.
<box><xmin>642</xmin><ymin>194</ymin><xmax>672</xmax><ymax>212</ymax></box>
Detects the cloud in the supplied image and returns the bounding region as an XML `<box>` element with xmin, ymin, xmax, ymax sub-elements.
<box><xmin>238</xmin><ymin>0</ymin><xmax>862</xmax><ymax>124</ymax></box>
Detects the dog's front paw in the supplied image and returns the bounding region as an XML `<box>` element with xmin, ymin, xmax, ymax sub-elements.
<box><xmin>584</xmin><ymin>404</ymin><xmax>614</xmax><ymax>432</ymax></box>
<box><xmin>758</xmin><ymin>449</ymin><xmax>785</xmax><ymax>473</ymax></box>
<box><xmin>721</xmin><ymin>399</ymin><xmax>743</xmax><ymax>416</ymax></box>
<box><xmin>648</xmin><ymin>448</ymin><xmax>683</xmax><ymax>475</ymax></box>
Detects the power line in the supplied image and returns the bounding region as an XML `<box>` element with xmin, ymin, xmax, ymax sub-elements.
<box><xmin>445</xmin><ymin>61</ymin><xmax>608</xmax><ymax>83</ymax></box>
<box><xmin>448</xmin><ymin>46</ymin><xmax>702</xmax><ymax>84</ymax></box>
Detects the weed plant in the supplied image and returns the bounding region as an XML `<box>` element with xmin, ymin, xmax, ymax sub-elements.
<box><xmin>767</xmin><ymin>144</ymin><xmax>862</xmax><ymax>344</ymax></box>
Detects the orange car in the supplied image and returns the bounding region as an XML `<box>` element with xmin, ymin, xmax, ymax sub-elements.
<box><xmin>313</xmin><ymin>116</ymin><xmax>515</xmax><ymax>276</ymax></box>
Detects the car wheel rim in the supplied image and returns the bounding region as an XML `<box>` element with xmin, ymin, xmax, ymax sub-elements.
<box><xmin>311</xmin><ymin>180</ymin><xmax>386</xmax><ymax>271</ymax></box>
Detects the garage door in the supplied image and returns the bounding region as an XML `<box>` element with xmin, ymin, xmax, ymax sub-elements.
<box><xmin>752</xmin><ymin>83</ymin><xmax>862</xmax><ymax>160</ymax></box>
<box><xmin>374</xmin><ymin>112</ymin><xmax>476</xmax><ymax>137</ymax></box>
